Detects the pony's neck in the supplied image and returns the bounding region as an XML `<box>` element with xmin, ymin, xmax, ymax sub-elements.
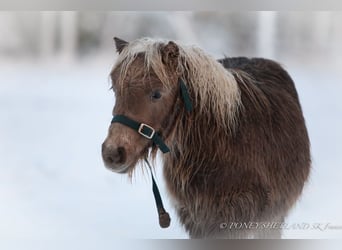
<box><xmin>178</xmin><ymin>47</ymin><xmax>242</xmax><ymax>131</ymax></box>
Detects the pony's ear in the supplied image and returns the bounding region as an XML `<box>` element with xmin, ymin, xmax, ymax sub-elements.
<box><xmin>113</xmin><ymin>37</ymin><xmax>128</xmax><ymax>53</ymax></box>
<box><xmin>161</xmin><ymin>41</ymin><xmax>179</xmax><ymax>68</ymax></box>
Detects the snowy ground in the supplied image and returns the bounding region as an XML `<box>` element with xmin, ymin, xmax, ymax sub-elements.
<box><xmin>0</xmin><ymin>58</ymin><xmax>341</xmax><ymax>248</ymax></box>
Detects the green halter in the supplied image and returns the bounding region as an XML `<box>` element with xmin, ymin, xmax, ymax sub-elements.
<box><xmin>111</xmin><ymin>79</ymin><xmax>192</xmax><ymax>154</ymax></box>
<box><xmin>110</xmin><ymin>79</ymin><xmax>192</xmax><ymax>228</ymax></box>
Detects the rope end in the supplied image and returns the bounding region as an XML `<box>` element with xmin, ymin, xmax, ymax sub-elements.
<box><xmin>159</xmin><ymin>211</ymin><xmax>171</xmax><ymax>228</ymax></box>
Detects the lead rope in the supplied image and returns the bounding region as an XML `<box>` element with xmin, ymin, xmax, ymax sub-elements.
<box><xmin>144</xmin><ymin>157</ymin><xmax>171</xmax><ymax>228</ymax></box>
<box><xmin>142</xmin><ymin>79</ymin><xmax>192</xmax><ymax>228</ymax></box>
<box><xmin>140</xmin><ymin>78</ymin><xmax>192</xmax><ymax>228</ymax></box>
<box><xmin>111</xmin><ymin>79</ymin><xmax>192</xmax><ymax>229</ymax></box>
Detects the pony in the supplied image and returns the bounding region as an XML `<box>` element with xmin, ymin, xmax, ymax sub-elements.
<box><xmin>101</xmin><ymin>37</ymin><xmax>311</xmax><ymax>238</ymax></box>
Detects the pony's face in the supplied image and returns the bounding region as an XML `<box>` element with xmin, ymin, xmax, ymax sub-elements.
<box><xmin>102</xmin><ymin>38</ymin><xmax>180</xmax><ymax>174</ymax></box>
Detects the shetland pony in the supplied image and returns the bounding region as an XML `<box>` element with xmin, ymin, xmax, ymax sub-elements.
<box><xmin>102</xmin><ymin>37</ymin><xmax>311</xmax><ymax>238</ymax></box>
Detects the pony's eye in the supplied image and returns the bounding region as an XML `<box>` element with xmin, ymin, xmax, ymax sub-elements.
<box><xmin>151</xmin><ymin>90</ymin><xmax>162</xmax><ymax>100</ymax></box>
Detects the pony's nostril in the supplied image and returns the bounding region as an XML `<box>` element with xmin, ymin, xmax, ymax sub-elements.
<box><xmin>106</xmin><ymin>155</ymin><xmax>114</xmax><ymax>164</ymax></box>
<box><xmin>116</xmin><ymin>147</ymin><xmax>126</xmax><ymax>164</ymax></box>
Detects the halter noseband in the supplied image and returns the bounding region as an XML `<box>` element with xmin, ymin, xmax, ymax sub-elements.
<box><xmin>111</xmin><ymin>115</ymin><xmax>170</xmax><ymax>153</ymax></box>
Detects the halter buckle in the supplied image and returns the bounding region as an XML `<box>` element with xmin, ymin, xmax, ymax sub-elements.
<box><xmin>138</xmin><ymin>123</ymin><xmax>155</xmax><ymax>139</ymax></box>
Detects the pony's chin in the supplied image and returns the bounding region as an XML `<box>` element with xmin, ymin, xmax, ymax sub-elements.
<box><xmin>104</xmin><ymin>154</ymin><xmax>143</xmax><ymax>175</ymax></box>
<box><xmin>105</xmin><ymin>159</ymin><xmax>140</xmax><ymax>174</ymax></box>
<box><xmin>105</xmin><ymin>164</ymin><xmax>131</xmax><ymax>174</ymax></box>
<box><xmin>117</xmin><ymin>167</ymin><xmax>130</xmax><ymax>174</ymax></box>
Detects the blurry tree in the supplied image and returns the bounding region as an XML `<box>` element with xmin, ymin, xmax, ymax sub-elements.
<box><xmin>257</xmin><ymin>11</ymin><xmax>277</xmax><ymax>59</ymax></box>
<box><xmin>40</xmin><ymin>12</ymin><xmax>57</xmax><ymax>59</ymax></box>
<box><xmin>59</xmin><ymin>12</ymin><xmax>78</xmax><ymax>61</ymax></box>
<box><xmin>0</xmin><ymin>12</ymin><xmax>25</xmax><ymax>56</ymax></box>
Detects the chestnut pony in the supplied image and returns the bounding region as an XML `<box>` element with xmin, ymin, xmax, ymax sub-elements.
<box><xmin>102</xmin><ymin>37</ymin><xmax>311</xmax><ymax>238</ymax></box>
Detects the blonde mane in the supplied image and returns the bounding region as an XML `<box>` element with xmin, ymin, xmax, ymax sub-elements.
<box><xmin>113</xmin><ymin>37</ymin><xmax>242</xmax><ymax>129</ymax></box>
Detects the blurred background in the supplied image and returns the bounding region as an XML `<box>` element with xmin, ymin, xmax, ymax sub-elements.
<box><xmin>0</xmin><ymin>11</ymin><xmax>341</xmax><ymax>247</ymax></box>
<box><xmin>1</xmin><ymin>12</ymin><xmax>342</xmax><ymax>65</ymax></box>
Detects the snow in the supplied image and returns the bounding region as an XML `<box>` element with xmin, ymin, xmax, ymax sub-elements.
<box><xmin>0</xmin><ymin>58</ymin><xmax>341</xmax><ymax>247</ymax></box>
<box><xmin>282</xmin><ymin>66</ymin><xmax>342</xmax><ymax>238</ymax></box>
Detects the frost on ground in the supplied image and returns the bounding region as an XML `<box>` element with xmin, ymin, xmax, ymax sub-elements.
<box><xmin>0</xmin><ymin>60</ymin><xmax>341</xmax><ymax>248</ymax></box>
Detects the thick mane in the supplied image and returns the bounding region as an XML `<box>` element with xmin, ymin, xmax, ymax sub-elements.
<box><xmin>114</xmin><ymin>37</ymin><xmax>242</xmax><ymax>130</ymax></box>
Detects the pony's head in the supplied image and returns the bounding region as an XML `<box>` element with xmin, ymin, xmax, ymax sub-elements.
<box><xmin>102</xmin><ymin>37</ymin><xmax>184</xmax><ymax>174</ymax></box>
<box><xmin>102</xmin><ymin>37</ymin><xmax>241</xmax><ymax>174</ymax></box>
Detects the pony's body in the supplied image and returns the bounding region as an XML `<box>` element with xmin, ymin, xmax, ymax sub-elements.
<box><xmin>102</xmin><ymin>38</ymin><xmax>311</xmax><ymax>239</ymax></box>
<box><xmin>163</xmin><ymin>56</ymin><xmax>310</xmax><ymax>238</ymax></box>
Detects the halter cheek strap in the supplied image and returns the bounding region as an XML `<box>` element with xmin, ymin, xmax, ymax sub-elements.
<box><xmin>111</xmin><ymin>115</ymin><xmax>170</xmax><ymax>153</ymax></box>
<box><xmin>179</xmin><ymin>79</ymin><xmax>192</xmax><ymax>112</ymax></box>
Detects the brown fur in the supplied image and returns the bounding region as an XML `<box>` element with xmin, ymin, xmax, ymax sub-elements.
<box><xmin>102</xmin><ymin>38</ymin><xmax>311</xmax><ymax>238</ymax></box>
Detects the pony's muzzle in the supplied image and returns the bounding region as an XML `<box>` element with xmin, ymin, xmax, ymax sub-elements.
<box><xmin>101</xmin><ymin>142</ymin><xmax>127</xmax><ymax>173</ymax></box>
